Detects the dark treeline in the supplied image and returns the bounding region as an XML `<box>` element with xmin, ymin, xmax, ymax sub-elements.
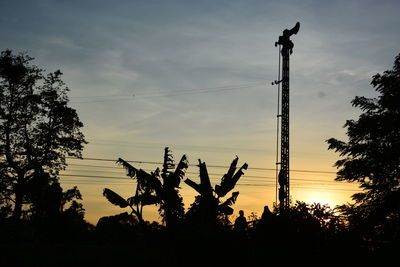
<box><xmin>1</xmin><ymin>50</ymin><xmax>399</xmax><ymax>266</ymax></box>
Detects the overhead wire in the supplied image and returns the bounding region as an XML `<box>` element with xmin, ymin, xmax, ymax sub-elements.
<box><xmin>59</xmin><ymin>157</ymin><xmax>358</xmax><ymax>193</ymax></box>
<box><xmin>83</xmin><ymin>140</ymin><xmax>272</xmax><ymax>154</ymax></box>
<box><xmin>65</xmin><ymin>156</ymin><xmax>337</xmax><ymax>174</ymax></box>
<box><xmin>70</xmin><ymin>82</ymin><xmax>265</xmax><ymax>103</ymax></box>
<box><xmin>61</xmin><ymin>173</ymin><xmax>347</xmax><ymax>187</ymax></box>
<box><xmin>65</xmin><ymin>164</ymin><xmax>341</xmax><ymax>183</ymax></box>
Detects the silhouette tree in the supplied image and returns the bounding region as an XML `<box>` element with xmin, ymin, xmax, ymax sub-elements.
<box><xmin>103</xmin><ymin>147</ymin><xmax>188</xmax><ymax>227</ymax></box>
<box><xmin>184</xmin><ymin>156</ymin><xmax>248</xmax><ymax>227</ymax></box>
<box><xmin>27</xmin><ymin>172</ymin><xmax>84</xmax><ymax>222</ymax></box>
<box><xmin>327</xmin><ymin>53</ymin><xmax>400</xmax><ymax>249</ymax></box>
<box><xmin>0</xmin><ymin>50</ymin><xmax>87</xmax><ymax>219</ymax></box>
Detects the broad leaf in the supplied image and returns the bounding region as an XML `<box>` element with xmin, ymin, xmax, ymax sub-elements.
<box><xmin>217</xmin><ymin>191</ymin><xmax>239</xmax><ymax>215</ymax></box>
<box><xmin>184</xmin><ymin>179</ymin><xmax>202</xmax><ymax>194</ymax></box>
<box><xmin>218</xmin><ymin>205</ymin><xmax>234</xmax><ymax>215</ymax></box>
<box><xmin>215</xmin><ymin>162</ymin><xmax>248</xmax><ymax>198</ymax></box>
<box><xmin>198</xmin><ymin>160</ymin><xmax>213</xmax><ymax>196</ymax></box>
<box><xmin>127</xmin><ymin>193</ymin><xmax>160</xmax><ymax>206</ymax></box>
<box><xmin>170</xmin><ymin>154</ymin><xmax>188</xmax><ymax>188</ymax></box>
<box><xmin>117</xmin><ymin>158</ymin><xmax>138</xmax><ymax>178</ymax></box>
<box><xmin>103</xmin><ymin>188</ymin><xmax>129</xmax><ymax>208</ymax></box>
<box><xmin>222</xmin><ymin>191</ymin><xmax>239</xmax><ymax>206</ymax></box>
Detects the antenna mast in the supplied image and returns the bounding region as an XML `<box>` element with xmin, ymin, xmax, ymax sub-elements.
<box><xmin>274</xmin><ymin>22</ymin><xmax>300</xmax><ymax>211</ymax></box>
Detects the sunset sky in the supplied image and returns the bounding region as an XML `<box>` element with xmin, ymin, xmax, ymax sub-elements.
<box><xmin>1</xmin><ymin>0</ymin><xmax>400</xmax><ymax>224</ymax></box>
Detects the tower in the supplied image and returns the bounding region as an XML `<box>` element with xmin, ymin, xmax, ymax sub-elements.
<box><xmin>274</xmin><ymin>22</ymin><xmax>300</xmax><ymax>211</ymax></box>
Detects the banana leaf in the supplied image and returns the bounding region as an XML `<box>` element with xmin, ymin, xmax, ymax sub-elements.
<box><xmin>218</xmin><ymin>205</ymin><xmax>234</xmax><ymax>215</ymax></box>
<box><xmin>198</xmin><ymin>160</ymin><xmax>213</xmax><ymax>195</ymax></box>
<box><xmin>127</xmin><ymin>192</ymin><xmax>160</xmax><ymax>206</ymax></box>
<box><xmin>117</xmin><ymin>158</ymin><xmax>138</xmax><ymax>178</ymax></box>
<box><xmin>103</xmin><ymin>188</ymin><xmax>129</xmax><ymax>208</ymax></box>
<box><xmin>162</xmin><ymin>147</ymin><xmax>175</xmax><ymax>176</ymax></box>
<box><xmin>218</xmin><ymin>192</ymin><xmax>239</xmax><ymax>215</ymax></box>
<box><xmin>215</xmin><ymin>162</ymin><xmax>248</xmax><ymax>198</ymax></box>
<box><xmin>171</xmin><ymin>154</ymin><xmax>189</xmax><ymax>188</ymax></box>
<box><xmin>150</xmin><ymin>168</ymin><xmax>163</xmax><ymax>195</ymax></box>
<box><xmin>184</xmin><ymin>178</ymin><xmax>202</xmax><ymax>194</ymax></box>
<box><xmin>222</xmin><ymin>191</ymin><xmax>239</xmax><ymax>206</ymax></box>
<box><xmin>225</xmin><ymin>156</ymin><xmax>239</xmax><ymax>181</ymax></box>
<box><xmin>137</xmin><ymin>169</ymin><xmax>162</xmax><ymax>192</ymax></box>
<box><xmin>215</xmin><ymin>157</ymin><xmax>238</xmax><ymax>197</ymax></box>
<box><xmin>117</xmin><ymin>158</ymin><xmax>162</xmax><ymax>194</ymax></box>
<box><xmin>185</xmin><ymin>160</ymin><xmax>213</xmax><ymax>197</ymax></box>
<box><xmin>140</xmin><ymin>193</ymin><xmax>161</xmax><ymax>206</ymax></box>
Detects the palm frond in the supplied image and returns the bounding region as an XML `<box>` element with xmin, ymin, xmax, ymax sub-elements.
<box><xmin>103</xmin><ymin>188</ymin><xmax>129</xmax><ymax>208</ymax></box>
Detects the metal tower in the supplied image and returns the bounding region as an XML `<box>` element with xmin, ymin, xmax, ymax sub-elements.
<box><xmin>274</xmin><ymin>22</ymin><xmax>300</xmax><ymax>211</ymax></box>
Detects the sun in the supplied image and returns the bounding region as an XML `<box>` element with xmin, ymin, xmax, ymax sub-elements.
<box><xmin>297</xmin><ymin>191</ymin><xmax>340</xmax><ymax>208</ymax></box>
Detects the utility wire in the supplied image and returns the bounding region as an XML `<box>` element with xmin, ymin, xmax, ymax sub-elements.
<box><xmin>65</xmin><ymin>164</ymin><xmax>342</xmax><ymax>184</ymax></box>
<box><xmin>70</xmin><ymin>82</ymin><xmax>263</xmax><ymax>98</ymax></box>
<box><xmin>84</xmin><ymin>140</ymin><xmax>272</xmax><ymax>153</ymax></box>
<box><xmin>70</xmin><ymin>82</ymin><xmax>265</xmax><ymax>103</ymax></box>
<box><xmin>59</xmin><ymin>174</ymin><xmax>358</xmax><ymax>192</ymax></box>
<box><xmin>66</xmin><ymin>156</ymin><xmax>337</xmax><ymax>174</ymax></box>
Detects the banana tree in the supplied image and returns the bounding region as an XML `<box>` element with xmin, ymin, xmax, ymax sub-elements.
<box><xmin>103</xmin><ymin>186</ymin><xmax>159</xmax><ymax>224</ymax></box>
<box><xmin>103</xmin><ymin>147</ymin><xmax>188</xmax><ymax>227</ymax></box>
<box><xmin>184</xmin><ymin>156</ymin><xmax>248</xmax><ymax>225</ymax></box>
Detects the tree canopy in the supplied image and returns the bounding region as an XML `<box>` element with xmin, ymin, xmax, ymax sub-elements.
<box><xmin>0</xmin><ymin>49</ymin><xmax>87</xmax><ymax>219</ymax></box>
<box><xmin>327</xmin><ymin>53</ymin><xmax>400</xmax><ymax>247</ymax></box>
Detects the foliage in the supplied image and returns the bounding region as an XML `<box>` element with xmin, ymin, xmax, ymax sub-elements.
<box><xmin>184</xmin><ymin>156</ymin><xmax>247</xmax><ymax>227</ymax></box>
<box><xmin>103</xmin><ymin>188</ymin><xmax>129</xmax><ymax>208</ymax></box>
<box><xmin>25</xmin><ymin>173</ymin><xmax>85</xmax><ymax>223</ymax></box>
<box><xmin>103</xmin><ymin>147</ymin><xmax>187</xmax><ymax>227</ymax></box>
<box><xmin>327</xmin><ymin>53</ymin><xmax>400</xmax><ymax>249</ymax></box>
<box><xmin>0</xmin><ymin>49</ymin><xmax>87</xmax><ymax>219</ymax></box>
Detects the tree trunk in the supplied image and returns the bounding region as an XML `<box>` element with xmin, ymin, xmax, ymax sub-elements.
<box><xmin>12</xmin><ymin>175</ymin><xmax>24</xmax><ymax>220</ymax></box>
<box><xmin>137</xmin><ymin>204</ymin><xmax>144</xmax><ymax>224</ymax></box>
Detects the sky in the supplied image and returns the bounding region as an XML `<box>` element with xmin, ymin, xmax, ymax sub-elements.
<box><xmin>1</xmin><ymin>0</ymin><xmax>400</xmax><ymax>224</ymax></box>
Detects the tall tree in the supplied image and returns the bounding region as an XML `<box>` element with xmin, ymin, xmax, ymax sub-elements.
<box><xmin>0</xmin><ymin>50</ymin><xmax>87</xmax><ymax>219</ymax></box>
<box><xmin>327</xmin><ymin>53</ymin><xmax>400</xmax><ymax>245</ymax></box>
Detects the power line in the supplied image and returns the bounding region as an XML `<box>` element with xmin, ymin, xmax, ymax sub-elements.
<box><xmin>70</xmin><ymin>82</ymin><xmax>265</xmax><ymax>103</ymax></box>
<box><xmin>60</xmin><ymin>169</ymin><xmax>351</xmax><ymax>189</ymax></box>
<box><xmin>70</xmin><ymin>82</ymin><xmax>264</xmax><ymax>98</ymax></box>
<box><xmin>78</xmin><ymin>138</ymin><xmax>336</xmax><ymax>159</ymax></box>
<box><xmin>66</xmin><ymin>163</ymin><xmax>336</xmax><ymax>179</ymax></box>
<box><xmin>84</xmin><ymin>140</ymin><xmax>272</xmax><ymax>153</ymax></box>
<box><xmin>65</xmin><ymin>165</ymin><xmax>342</xmax><ymax>184</ymax></box>
<box><xmin>66</xmin><ymin>156</ymin><xmax>337</xmax><ymax>174</ymax></box>
<box><xmin>59</xmin><ymin>175</ymin><xmax>358</xmax><ymax>192</ymax></box>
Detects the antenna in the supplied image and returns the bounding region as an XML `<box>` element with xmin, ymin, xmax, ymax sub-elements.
<box><xmin>274</xmin><ymin>22</ymin><xmax>300</xmax><ymax>211</ymax></box>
